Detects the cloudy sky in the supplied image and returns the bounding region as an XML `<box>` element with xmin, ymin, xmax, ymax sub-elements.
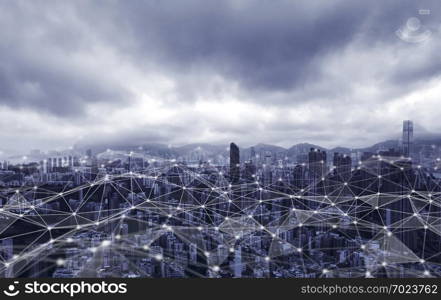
<box><xmin>1</xmin><ymin>0</ymin><xmax>441</xmax><ymax>156</ymax></box>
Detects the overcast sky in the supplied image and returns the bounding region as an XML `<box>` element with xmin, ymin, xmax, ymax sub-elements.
<box><xmin>1</xmin><ymin>0</ymin><xmax>441</xmax><ymax>156</ymax></box>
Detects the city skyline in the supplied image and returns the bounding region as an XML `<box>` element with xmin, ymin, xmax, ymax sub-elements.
<box><xmin>2</xmin><ymin>0</ymin><xmax>441</xmax><ymax>282</ymax></box>
<box><xmin>0</xmin><ymin>119</ymin><xmax>433</xmax><ymax>164</ymax></box>
<box><xmin>1</xmin><ymin>122</ymin><xmax>441</xmax><ymax>278</ymax></box>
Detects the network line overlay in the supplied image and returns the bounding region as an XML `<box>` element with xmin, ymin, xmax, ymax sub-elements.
<box><xmin>1</xmin><ymin>123</ymin><xmax>441</xmax><ymax>278</ymax></box>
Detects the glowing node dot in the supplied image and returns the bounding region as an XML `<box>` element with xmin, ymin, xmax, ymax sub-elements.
<box><xmin>101</xmin><ymin>240</ymin><xmax>111</xmax><ymax>247</ymax></box>
<box><xmin>212</xmin><ymin>265</ymin><xmax>220</xmax><ymax>272</ymax></box>
<box><xmin>264</xmin><ymin>256</ymin><xmax>270</xmax><ymax>262</ymax></box>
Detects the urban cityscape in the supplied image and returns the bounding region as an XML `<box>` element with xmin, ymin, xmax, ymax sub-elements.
<box><xmin>1</xmin><ymin>120</ymin><xmax>441</xmax><ymax>278</ymax></box>
<box><xmin>1</xmin><ymin>0</ymin><xmax>441</xmax><ymax>286</ymax></box>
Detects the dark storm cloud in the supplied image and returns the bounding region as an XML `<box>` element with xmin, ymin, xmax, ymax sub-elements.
<box><xmin>117</xmin><ymin>0</ymin><xmax>367</xmax><ymax>91</ymax></box>
<box><xmin>0</xmin><ymin>56</ymin><xmax>130</xmax><ymax>116</ymax></box>
<box><xmin>74</xmin><ymin>0</ymin><xmax>441</xmax><ymax>105</ymax></box>
<box><xmin>1</xmin><ymin>0</ymin><xmax>441</xmax><ymax>154</ymax></box>
<box><xmin>1</xmin><ymin>0</ymin><xmax>440</xmax><ymax>115</ymax></box>
<box><xmin>83</xmin><ymin>0</ymin><xmax>371</xmax><ymax>94</ymax></box>
<box><xmin>0</xmin><ymin>1</ymin><xmax>132</xmax><ymax>116</ymax></box>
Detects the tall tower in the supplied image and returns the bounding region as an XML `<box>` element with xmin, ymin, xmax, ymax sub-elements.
<box><xmin>402</xmin><ymin>120</ymin><xmax>413</xmax><ymax>157</ymax></box>
<box><xmin>250</xmin><ymin>146</ymin><xmax>256</xmax><ymax>163</ymax></box>
<box><xmin>230</xmin><ymin>143</ymin><xmax>240</xmax><ymax>184</ymax></box>
<box><xmin>308</xmin><ymin>148</ymin><xmax>327</xmax><ymax>179</ymax></box>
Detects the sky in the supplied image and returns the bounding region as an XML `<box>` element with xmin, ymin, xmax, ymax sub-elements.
<box><xmin>1</xmin><ymin>0</ymin><xmax>441</xmax><ymax>156</ymax></box>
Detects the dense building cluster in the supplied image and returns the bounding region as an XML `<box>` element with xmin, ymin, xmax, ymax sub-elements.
<box><xmin>1</xmin><ymin>121</ymin><xmax>441</xmax><ymax>278</ymax></box>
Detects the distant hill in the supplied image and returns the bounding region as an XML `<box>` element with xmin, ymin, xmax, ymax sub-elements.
<box><xmin>72</xmin><ymin>135</ymin><xmax>441</xmax><ymax>163</ymax></box>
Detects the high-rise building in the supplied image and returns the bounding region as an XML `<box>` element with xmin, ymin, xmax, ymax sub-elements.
<box><xmin>250</xmin><ymin>146</ymin><xmax>256</xmax><ymax>163</ymax></box>
<box><xmin>402</xmin><ymin>120</ymin><xmax>413</xmax><ymax>157</ymax></box>
<box><xmin>333</xmin><ymin>152</ymin><xmax>352</xmax><ymax>180</ymax></box>
<box><xmin>230</xmin><ymin>143</ymin><xmax>240</xmax><ymax>184</ymax></box>
<box><xmin>308</xmin><ymin>148</ymin><xmax>327</xmax><ymax>179</ymax></box>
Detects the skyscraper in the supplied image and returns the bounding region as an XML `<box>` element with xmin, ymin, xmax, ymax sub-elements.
<box><xmin>250</xmin><ymin>146</ymin><xmax>256</xmax><ymax>163</ymax></box>
<box><xmin>402</xmin><ymin>120</ymin><xmax>413</xmax><ymax>157</ymax></box>
<box><xmin>230</xmin><ymin>142</ymin><xmax>240</xmax><ymax>184</ymax></box>
<box><xmin>333</xmin><ymin>152</ymin><xmax>352</xmax><ymax>181</ymax></box>
<box><xmin>308</xmin><ymin>148</ymin><xmax>327</xmax><ymax>179</ymax></box>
